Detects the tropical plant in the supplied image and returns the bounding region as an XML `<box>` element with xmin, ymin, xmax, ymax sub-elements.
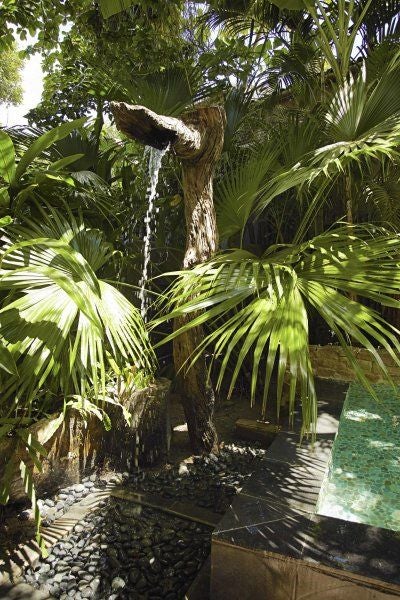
<box><xmin>4</xmin><ymin>0</ymin><xmax>400</xmax><ymax>455</ymax></box>
<box><xmin>0</xmin><ymin>204</ymin><xmax>155</xmax><ymax>413</ymax></box>
<box><xmin>0</xmin><ymin>42</ymin><xmax>23</xmax><ymax>107</ymax></box>
<box><xmin>156</xmin><ymin>225</ymin><xmax>400</xmax><ymax>435</ymax></box>
<box><xmin>0</xmin><ymin>204</ymin><xmax>155</xmax><ymax>548</ymax></box>
<box><xmin>0</xmin><ymin>118</ymin><xmax>88</xmax><ymax>216</ymax></box>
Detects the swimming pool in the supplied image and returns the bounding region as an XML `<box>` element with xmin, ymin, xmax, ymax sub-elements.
<box><xmin>317</xmin><ymin>382</ymin><xmax>400</xmax><ymax>531</ymax></box>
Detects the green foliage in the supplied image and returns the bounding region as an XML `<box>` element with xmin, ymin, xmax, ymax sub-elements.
<box><xmin>0</xmin><ymin>0</ymin><xmax>80</xmax><ymax>51</ymax></box>
<box><xmin>26</xmin><ymin>1</ymin><xmax>193</xmax><ymax>128</ymax></box>
<box><xmin>3</xmin><ymin>0</ymin><xmax>400</xmax><ymax>455</ymax></box>
<box><xmin>98</xmin><ymin>0</ymin><xmax>136</xmax><ymax>19</ymax></box>
<box><xmin>98</xmin><ymin>0</ymin><xmax>183</xmax><ymax>20</ymax></box>
<box><xmin>0</xmin><ymin>205</ymin><xmax>155</xmax><ymax>413</ymax></box>
<box><xmin>271</xmin><ymin>0</ymin><xmax>305</xmax><ymax>8</ymax></box>
<box><xmin>0</xmin><ymin>118</ymin><xmax>87</xmax><ymax>214</ymax></box>
<box><xmin>304</xmin><ymin>0</ymin><xmax>374</xmax><ymax>83</ymax></box>
<box><xmin>116</xmin><ymin>66</ymin><xmax>206</xmax><ymax>117</ymax></box>
<box><xmin>216</xmin><ymin>147</ymin><xmax>278</xmax><ymax>241</ymax></box>
<box><xmin>0</xmin><ymin>43</ymin><xmax>23</xmax><ymax>106</ymax></box>
<box><xmin>156</xmin><ymin>226</ymin><xmax>400</xmax><ymax>435</ymax></box>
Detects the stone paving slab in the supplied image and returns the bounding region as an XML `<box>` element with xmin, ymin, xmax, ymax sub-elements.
<box><xmin>111</xmin><ymin>486</ymin><xmax>222</xmax><ymax>527</ymax></box>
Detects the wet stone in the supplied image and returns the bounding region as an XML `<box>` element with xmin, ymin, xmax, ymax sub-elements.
<box><xmin>15</xmin><ymin>443</ymin><xmax>264</xmax><ymax>599</ymax></box>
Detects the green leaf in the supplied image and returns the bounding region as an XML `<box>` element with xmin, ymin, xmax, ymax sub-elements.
<box><xmin>0</xmin><ymin>341</ymin><xmax>18</xmax><ymax>375</ymax></box>
<box><xmin>48</xmin><ymin>154</ymin><xmax>84</xmax><ymax>171</ymax></box>
<box><xmin>15</xmin><ymin>118</ymin><xmax>88</xmax><ymax>183</ymax></box>
<box><xmin>155</xmin><ymin>226</ymin><xmax>400</xmax><ymax>435</ymax></box>
<box><xmin>0</xmin><ymin>215</ymin><xmax>12</xmax><ymax>227</ymax></box>
<box><xmin>0</xmin><ymin>207</ymin><xmax>155</xmax><ymax>406</ymax></box>
<box><xmin>99</xmin><ymin>0</ymin><xmax>135</xmax><ymax>19</ymax></box>
<box><xmin>33</xmin><ymin>172</ymin><xmax>76</xmax><ymax>187</ymax></box>
<box><xmin>0</xmin><ymin>452</ymin><xmax>16</xmax><ymax>505</ymax></box>
<box><xmin>271</xmin><ymin>0</ymin><xmax>306</xmax><ymax>8</ymax></box>
<box><xmin>0</xmin><ymin>130</ymin><xmax>16</xmax><ymax>184</ymax></box>
<box><xmin>0</xmin><ymin>423</ymin><xmax>13</xmax><ymax>439</ymax></box>
<box><xmin>0</xmin><ymin>188</ymin><xmax>10</xmax><ymax>210</ymax></box>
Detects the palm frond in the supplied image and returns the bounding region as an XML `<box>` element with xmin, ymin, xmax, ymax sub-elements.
<box><xmin>200</xmin><ymin>0</ymin><xmax>281</xmax><ymax>37</ymax></box>
<box><xmin>216</xmin><ymin>147</ymin><xmax>278</xmax><ymax>240</ymax></box>
<box><xmin>113</xmin><ymin>66</ymin><xmax>210</xmax><ymax>117</ymax></box>
<box><xmin>154</xmin><ymin>225</ymin><xmax>400</xmax><ymax>434</ymax></box>
<box><xmin>255</xmin><ymin>62</ymin><xmax>400</xmax><ymax>217</ymax></box>
<box><xmin>0</xmin><ymin>208</ymin><xmax>155</xmax><ymax>411</ymax></box>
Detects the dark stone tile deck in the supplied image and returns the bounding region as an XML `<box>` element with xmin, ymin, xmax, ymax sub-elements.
<box><xmin>211</xmin><ymin>379</ymin><xmax>400</xmax><ymax>598</ymax></box>
<box><xmin>304</xmin><ymin>513</ymin><xmax>400</xmax><ymax>585</ymax></box>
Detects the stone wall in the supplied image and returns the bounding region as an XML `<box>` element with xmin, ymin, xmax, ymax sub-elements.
<box><xmin>309</xmin><ymin>345</ymin><xmax>400</xmax><ymax>383</ymax></box>
<box><xmin>0</xmin><ymin>379</ymin><xmax>170</xmax><ymax>501</ymax></box>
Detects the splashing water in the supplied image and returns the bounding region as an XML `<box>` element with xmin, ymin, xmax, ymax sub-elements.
<box><xmin>139</xmin><ymin>145</ymin><xmax>169</xmax><ymax>321</ymax></box>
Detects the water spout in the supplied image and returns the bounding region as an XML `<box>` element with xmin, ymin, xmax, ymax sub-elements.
<box><xmin>139</xmin><ymin>145</ymin><xmax>169</xmax><ymax>321</ymax></box>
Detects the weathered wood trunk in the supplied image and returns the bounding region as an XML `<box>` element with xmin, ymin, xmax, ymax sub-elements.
<box><xmin>111</xmin><ymin>102</ymin><xmax>225</xmax><ymax>453</ymax></box>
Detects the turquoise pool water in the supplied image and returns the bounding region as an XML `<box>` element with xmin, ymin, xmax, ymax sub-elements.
<box><xmin>317</xmin><ymin>382</ymin><xmax>400</xmax><ymax>531</ymax></box>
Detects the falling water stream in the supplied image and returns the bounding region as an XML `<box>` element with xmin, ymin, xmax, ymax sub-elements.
<box><xmin>139</xmin><ymin>145</ymin><xmax>169</xmax><ymax>321</ymax></box>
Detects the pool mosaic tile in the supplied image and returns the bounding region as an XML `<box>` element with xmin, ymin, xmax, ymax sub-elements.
<box><xmin>317</xmin><ymin>382</ymin><xmax>400</xmax><ymax>531</ymax></box>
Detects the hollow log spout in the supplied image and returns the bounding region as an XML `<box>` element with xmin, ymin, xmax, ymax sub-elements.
<box><xmin>111</xmin><ymin>101</ymin><xmax>226</xmax><ymax>453</ymax></box>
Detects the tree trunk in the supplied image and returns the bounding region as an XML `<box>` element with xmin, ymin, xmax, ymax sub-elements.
<box><xmin>111</xmin><ymin>102</ymin><xmax>225</xmax><ymax>454</ymax></box>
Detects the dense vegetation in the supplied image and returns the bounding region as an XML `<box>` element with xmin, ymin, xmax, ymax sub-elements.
<box><xmin>1</xmin><ymin>0</ymin><xmax>400</xmax><ymax>544</ymax></box>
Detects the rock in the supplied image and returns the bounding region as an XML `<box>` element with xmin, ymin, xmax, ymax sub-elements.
<box><xmin>108</xmin><ymin>474</ymin><xmax>122</xmax><ymax>484</ymax></box>
<box><xmin>19</xmin><ymin>509</ymin><xmax>33</xmax><ymax>520</ymax></box>
<box><xmin>70</xmin><ymin>566</ymin><xmax>81</xmax><ymax>575</ymax></box>
<box><xmin>90</xmin><ymin>577</ymin><xmax>101</xmax><ymax>593</ymax></box>
<box><xmin>74</xmin><ymin>524</ymin><xmax>84</xmax><ymax>533</ymax></box>
<box><xmin>57</xmin><ymin>493</ymin><xmax>69</xmax><ymax>500</ymax></box>
<box><xmin>111</xmin><ymin>576</ymin><xmax>126</xmax><ymax>591</ymax></box>
<box><xmin>150</xmin><ymin>559</ymin><xmax>161</xmax><ymax>573</ymax></box>
<box><xmin>129</xmin><ymin>568</ymin><xmax>141</xmax><ymax>585</ymax></box>
<box><xmin>178</xmin><ymin>463</ymin><xmax>189</xmax><ymax>476</ymax></box>
<box><xmin>40</xmin><ymin>563</ymin><xmax>51</xmax><ymax>574</ymax></box>
<box><xmin>136</xmin><ymin>576</ymin><xmax>148</xmax><ymax>592</ymax></box>
<box><xmin>73</xmin><ymin>484</ymin><xmax>85</xmax><ymax>493</ymax></box>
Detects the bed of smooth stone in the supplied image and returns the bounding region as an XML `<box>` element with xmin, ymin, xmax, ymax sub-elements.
<box><xmin>23</xmin><ymin>497</ymin><xmax>210</xmax><ymax>600</ymax></box>
<box><xmin>18</xmin><ymin>473</ymin><xmax>127</xmax><ymax>526</ymax></box>
<box><xmin>317</xmin><ymin>382</ymin><xmax>400</xmax><ymax>530</ymax></box>
<box><xmin>126</xmin><ymin>442</ymin><xmax>266</xmax><ymax>514</ymax></box>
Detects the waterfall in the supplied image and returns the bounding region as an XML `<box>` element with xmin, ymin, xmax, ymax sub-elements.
<box><xmin>138</xmin><ymin>145</ymin><xmax>169</xmax><ymax>321</ymax></box>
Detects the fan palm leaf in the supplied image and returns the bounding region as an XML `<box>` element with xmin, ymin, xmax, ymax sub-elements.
<box><xmin>216</xmin><ymin>147</ymin><xmax>279</xmax><ymax>241</ymax></box>
<box><xmin>256</xmin><ymin>61</ymin><xmax>400</xmax><ymax>219</ymax></box>
<box><xmin>154</xmin><ymin>225</ymin><xmax>400</xmax><ymax>435</ymax></box>
<box><xmin>112</xmin><ymin>66</ymin><xmax>210</xmax><ymax>118</ymax></box>
<box><xmin>0</xmin><ymin>206</ymin><xmax>155</xmax><ymax>413</ymax></box>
